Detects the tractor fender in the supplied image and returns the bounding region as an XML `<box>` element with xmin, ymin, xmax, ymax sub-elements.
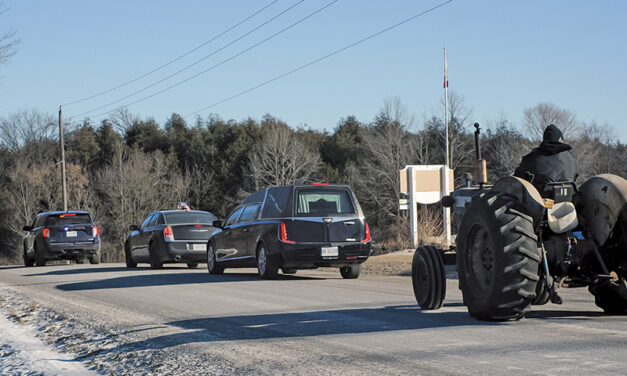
<box><xmin>575</xmin><ymin>174</ymin><xmax>627</xmax><ymax>247</ymax></box>
<box><xmin>491</xmin><ymin>176</ymin><xmax>546</xmax><ymax>226</ymax></box>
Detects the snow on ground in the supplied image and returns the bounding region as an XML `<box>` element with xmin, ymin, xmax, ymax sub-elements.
<box><xmin>0</xmin><ymin>288</ymin><xmax>235</xmax><ymax>375</ymax></box>
<box><xmin>0</xmin><ymin>310</ymin><xmax>97</xmax><ymax>376</ymax></box>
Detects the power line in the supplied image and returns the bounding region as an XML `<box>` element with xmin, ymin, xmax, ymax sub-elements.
<box><xmin>62</xmin><ymin>0</ymin><xmax>279</xmax><ymax>107</ymax></box>
<box><xmin>75</xmin><ymin>0</ymin><xmax>308</xmax><ymax>118</ymax></box>
<box><xmin>184</xmin><ymin>0</ymin><xmax>454</xmax><ymax>118</ymax></box>
<box><xmin>87</xmin><ymin>0</ymin><xmax>338</xmax><ymax>120</ymax></box>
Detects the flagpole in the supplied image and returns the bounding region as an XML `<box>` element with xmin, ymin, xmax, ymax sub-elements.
<box><xmin>444</xmin><ymin>48</ymin><xmax>449</xmax><ymax>168</ymax></box>
<box><xmin>443</xmin><ymin>48</ymin><xmax>451</xmax><ymax>247</ymax></box>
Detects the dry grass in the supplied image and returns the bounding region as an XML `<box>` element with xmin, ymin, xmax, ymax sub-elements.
<box><xmin>380</xmin><ymin>205</ymin><xmax>446</xmax><ymax>253</ymax></box>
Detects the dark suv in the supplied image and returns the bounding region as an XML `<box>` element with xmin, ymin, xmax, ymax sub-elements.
<box><xmin>208</xmin><ymin>184</ymin><xmax>371</xmax><ymax>279</ymax></box>
<box><xmin>23</xmin><ymin>211</ymin><xmax>101</xmax><ymax>266</ymax></box>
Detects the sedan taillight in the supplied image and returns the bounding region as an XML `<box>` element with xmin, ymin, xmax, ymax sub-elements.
<box><xmin>92</xmin><ymin>226</ymin><xmax>99</xmax><ymax>237</ymax></box>
<box><xmin>361</xmin><ymin>222</ymin><xmax>371</xmax><ymax>243</ymax></box>
<box><xmin>164</xmin><ymin>225</ymin><xmax>174</xmax><ymax>242</ymax></box>
<box><xmin>279</xmin><ymin>222</ymin><xmax>295</xmax><ymax>244</ymax></box>
<box><xmin>42</xmin><ymin>228</ymin><xmax>50</xmax><ymax>238</ymax></box>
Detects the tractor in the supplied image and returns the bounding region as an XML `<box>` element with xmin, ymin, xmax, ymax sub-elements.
<box><xmin>411</xmin><ymin>123</ymin><xmax>627</xmax><ymax>320</ymax></box>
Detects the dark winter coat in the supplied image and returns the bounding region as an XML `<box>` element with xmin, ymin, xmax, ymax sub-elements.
<box><xmin>514</xmin><ymin>141</ymin><xmax>579</xmax><ymax>193</ymax></box>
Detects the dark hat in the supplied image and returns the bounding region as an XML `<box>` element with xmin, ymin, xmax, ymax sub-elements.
<box><xmin>543</xmin><ymin>124</ymin><xmax>563</xmax><ymax>142</ymax></box>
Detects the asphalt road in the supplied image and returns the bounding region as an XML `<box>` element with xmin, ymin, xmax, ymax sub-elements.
<box><xmin>0</xmin><ymin>263</ymin><xmax>626</xmax><ymax>375</ymax></box>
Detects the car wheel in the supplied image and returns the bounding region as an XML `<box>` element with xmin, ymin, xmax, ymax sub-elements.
<box><xmin>340</xmin><ymin>264</ymin><xmax>361</xmax><ymax>279</ymax></box>
<box><xmin>75</xmin><ymin>258</ymin><xmax>86</xmax><ymax>264</ymax></box>
<box><xmin>187</xmin><ymin>263</ymin><xmax>198</xmax><ymax>269</ymax></box>
<box><xmin>206</xmin><ymin>243</ymin><xmax>224</xmax><ymax>275</ymax></box>
<box><xmin>23</xmin><ymin>246</ymin><xmax>34</xmax><ymax>267</ymax></box>
<box><xmin>88</xmin><ymin>253</ymin><xmax>100</xmax><ymax>265</ymax></box>
<box><xmin>282</xmin><ymin>268</ymin><xmax>297</xmax><ymax>275</ymax></box>
<box><xmin>125</xmin><ymin>241</ymin><xmax>137</xmax><ymax>268</ymax></box>
<box><xmin>257</xmin><ymin>244</ymin><xmax>278</xmax><ymax>279</ymax></box>
<box><xmin>34</xmin><ymin>242</ymin><xmax>46</xmax><ymax>267</ymax></box>
<box><xmin>149</xmin><ymin>243</ymin><xmax>163</xmax><ymax>269</ymax></box>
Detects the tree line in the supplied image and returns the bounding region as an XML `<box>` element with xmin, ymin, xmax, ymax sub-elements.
<box><xmin>0</xmin><ymin>96</ymin><xmax>625</xmax><ymax>263</ymax></box>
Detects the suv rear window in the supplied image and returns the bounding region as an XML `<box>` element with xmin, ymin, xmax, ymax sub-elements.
<box><xmin>164</xmin><ymin>211</ymin><xmax>217</xmax><ymax>225</ymax></box>
<box><xmin>296</xmin><ymin>189</ymin><xmax>355</xmax><ymax>216</ymax></box>
<box><xmin>46</xmin><ymin>213</ymin><xmax>92</xmax><ymax>226</ymax></box>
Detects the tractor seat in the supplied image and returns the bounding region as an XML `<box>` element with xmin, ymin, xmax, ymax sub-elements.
<box><xmin>547</xmin><ymin>202</ymin><xmax>579</xmax><ymax>234</ymax></box>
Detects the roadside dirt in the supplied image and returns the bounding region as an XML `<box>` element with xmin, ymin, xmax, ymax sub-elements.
<box><xmin>322</xmin><ymin>249</ymin><xmax>458</xmax><ymax>279</ymax></box>
<box><xmin>361</xmin><ymin>249</ymin><xmax>414</xmax><ymax>276</ymax></box>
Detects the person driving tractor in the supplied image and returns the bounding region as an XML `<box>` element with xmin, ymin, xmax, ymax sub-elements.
<box><xmin>514</xmin><ymin>123</ymin><xmax>579</xmax><ymax>193</ymax></box>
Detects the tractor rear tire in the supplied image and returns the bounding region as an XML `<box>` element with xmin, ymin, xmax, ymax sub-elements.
<box><xmin>457</xmin><ymin>191</ymin><xmax>541</xmax><ymax>320</ymax></box>
<box><xmin>589</xmin><ymin>208</ymin><xmax>627</xmax><ymax>314</ymax></box>
<box><xmin>589</xmin><ymin>284</ymin><xmax>627</xmax><ymax>314</ymax></box>
<box><xmin>412</xmin><ymin>245</ymin><xmax>446</xmax><ymax>310</ymax></box>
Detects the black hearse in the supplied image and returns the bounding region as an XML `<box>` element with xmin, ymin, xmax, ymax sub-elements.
<box><xmin>208</xmin><ymin>183</ymin><xmax>371</xmax><ymax>279</ymax></box>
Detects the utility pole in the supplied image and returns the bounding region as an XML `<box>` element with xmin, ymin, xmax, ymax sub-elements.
<box><xmin>59</xmin><ymin>105</ymin><xmax>68</xmax><ymax>212</ymax></box>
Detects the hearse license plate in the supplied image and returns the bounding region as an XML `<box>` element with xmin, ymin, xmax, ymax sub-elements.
<box><xmin>321</xmin><ymin>246</ymin><xmax>339</xmax><ymax>257</ymax></box>
<box><xmin>65</xmin><ymin>231</ymin><xmax>77</xmax><ymax>237</ymax></box>
<box><xmin>192</xmin><ymin>243</ymin><xmax>206</xmax><ymax>251</ymax></box>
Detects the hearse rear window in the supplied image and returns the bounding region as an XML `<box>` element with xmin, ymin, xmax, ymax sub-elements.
<box><xmin>46</xmin><ymin>213</ymin><xmax>92</xmax><ymax>226</ymax></box>
<box><xmin>261</xmin><ymin>186</ymin><xmax>291</xmax><ymax>218</ymax></box>
<box><xmin>296</xmin><ymin>190</ymin><xmax>355</xmax><ymax>215</ymax></box>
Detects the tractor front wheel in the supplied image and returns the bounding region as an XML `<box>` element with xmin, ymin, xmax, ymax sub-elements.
<box><xmin>412</xmin><ymin>245</ymin><xmax>446</xmax><ymax>310</ymax></box>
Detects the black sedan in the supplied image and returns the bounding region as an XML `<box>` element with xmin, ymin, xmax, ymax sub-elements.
<box><xmin>23</xmin><ymin>211</ymin><xmax>101</xmax><ymax>266</ymax></box>
<box><xmin>208</xmin><ymin>184</ymin><xmax>371</xmax><ymax>279</ymax></box>
<box><xmin>125</xmin><ymin>210</ymin><xmax>217</xmax><ymax>269</ymax></box>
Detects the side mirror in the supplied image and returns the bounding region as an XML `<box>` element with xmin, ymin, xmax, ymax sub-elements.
<box><xmin>441</xmin><ymin>195</ymin><xmax>454</xmax><ymax>208</ymax></box>
<box><xmin>129</xmin><ymin>225</ymin><xmax>139</xmax><ymax>231</ymax></box>
<box><xmin>212</xmin><ymin>220</ymin><xmax>223</xmax><ymax>229</ymax></box>
<box><xmin>23</xmin><ymin>225</ymin><xmax>32</xmax><ymax>231</ymax></box>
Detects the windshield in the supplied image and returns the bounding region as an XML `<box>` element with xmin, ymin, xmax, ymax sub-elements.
<box><xmin>46</xmin><ymin>213</ymin><xmax>92</xmax><ymax>226</ymax></box>
<box><xmin>164</xmin><ymin>211</ymin><xmax>217</xmax><ymax>225</ymax></box>
<box><xmin>296</xmin><ymin>189</ymin><xmax>355</xmax><ymax>216</ymax></box>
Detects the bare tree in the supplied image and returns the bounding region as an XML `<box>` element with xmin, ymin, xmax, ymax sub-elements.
<box><xmin>3</xmin><ymin>158</ymin><xmax>95</xmax><ymax>257</ymax></box>
<box><xmin>184</xmin><ymin>163</ymin><xmax>214</xmax><ymax>210</ymax></box>
<box><xmin>423</xmin><ymin>91</ymin><xmax>474</xmax><ymax>179</ymax></box>
<box><xmin>107</xmin><ymin>107</ymin><xmax>140</xmax><ymax>135</ymax></box>
<box><xmin>347</xmin><ymin>98</ymin><xmax>422</xmax><ymax>225</ymax></box>
<box><xmin>570</xmin><ymin>121</ymin><xmax>623</xmax><ymax>181</ymax></box>
<box><xmin>249</xmin><ymin>122</ymin><xmax>320</xmax><ymax>190</ymax></box>
<box><xmin>94</xmin><ymin>147</ymin><xmax>187</xmax><ymax>261</ymax></box>
<box><xmin>0</xmin><ymin>110</ymin><xmax>56</xmax><ymax>151</ymax></box>
<box><xmin>523</xmin><ymin>103</ymin><xmax>578</xmax><ymax>140</ymax></box>
<box><xmin>483</xmin><ymin>115</ymin><xmax>533</xmax><ymax>180</ymax></box>
<box><xmin>0</xmin><ymin>2</ymin><xmax>19</xmax><ymax>64</ymax></box>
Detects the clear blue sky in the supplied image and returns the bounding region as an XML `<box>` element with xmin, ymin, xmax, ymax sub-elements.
<box><xmin>1</xmin><ymin>0</ymin><xmax>626</xmax><ymax>141</ymax></box>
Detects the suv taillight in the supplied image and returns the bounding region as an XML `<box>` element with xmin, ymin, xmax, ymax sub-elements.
<box><xmin>42</xmin><ymin>228</ymin><xmax>50</xmax><ymax>238</ymax></box>
<box><xmin>279</xmin><ymin>222</ymin><xmax>295</xmax><ymax>244</ymax></box>
<box><xmin>92</xmin><ymin>226</ymin><xmax>99</xmax><ymax>237</ymax></box>
<box><xmin>163</xmin><ymin>225</ymin><xmax>174</xmax><ymax>241</ymax></box>
<box><xmin>361</xmin><ymin>222</ymin><xmax>371</xmax><ymax>243</ymax></box>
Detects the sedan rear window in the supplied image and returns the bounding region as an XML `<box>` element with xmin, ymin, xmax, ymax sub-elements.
<box><xmin>296</xmin><ymin>190</ymin><xmax>355</xmax><ymax>215</ymax></box>
<box><xmin>164</xmin><ymin>211</ymin><xmax>217</xmax><ymax>224</ymax></box>
<box><xmin>46</xmin><ymin>213</ymin><xmax>92</xmax><ymax>226</ymax></box>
